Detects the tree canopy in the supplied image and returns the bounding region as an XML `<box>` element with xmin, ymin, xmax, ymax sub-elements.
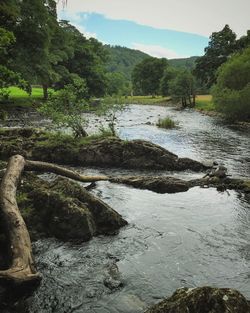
<box><xmin>194</xmin><ymin>25</ymin><xmax>237</xmax><ymax>88</ymax></box>
<box><xmin>169</xmin><ymin>70</ymin><xmax>196</xmax><ymax>108</ymax></box>
<box><xmin>132</xmin><ymin>57</ymin><xmax>168</xmax><ymax>95</ymax></box>
<box><xmin>0</xmin><ymin>0</ymin><xmax>109</xmax><ymax>99</ymax></box>
<box><xmin>212</xmin><ymin>47</ymin><xmax>250</xmax><ymax>121</ymax></box>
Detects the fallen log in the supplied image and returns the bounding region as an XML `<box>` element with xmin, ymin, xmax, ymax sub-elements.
<box><xmin>25</xmin><ymin>159</ymin><xmax>109</xmax><ymax>182</ymax></box>
<box><xmin>0</xmin><ymin>155</ymin><xmax>122</xmax><ymax>288</ymax></box>
<box><xmin>0</xmin><ymin>155</ymin><xmax>41</xmax><ymax>286</ymax></box>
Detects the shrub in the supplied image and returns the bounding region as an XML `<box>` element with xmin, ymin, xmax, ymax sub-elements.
<box><xmin>39</xmin><ymin>78</ymin><xmax>89</xmax><ymax>137</ymax></box>
<box><xmin>157</xmin><ymin>116</ymin><xmax>177</xmax><ymax>129</ymax></box>
<box><xmin>212</xmin><ymin>47</ymin><xmax>250</xmax><ymax>121</ymax></box>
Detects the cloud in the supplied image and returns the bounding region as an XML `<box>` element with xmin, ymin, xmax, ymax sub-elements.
<box><xmin>59</xmin><ymin>11</ymin><xmax>97</xmax><ymax>38</ymax></box>
<box><xmin>57</xmin><ymin>0</ymin><xmax>250</xmax><ymax>37</ymax></box>
<box><xmin>72</xmin><ymin>23</ymin><xmax>97</xmax><ymax>39</ymax></box>
<box><xmin>132</xmin><ymin>43</ymin><xmax>186</xmax><ymax>59</ymax></box>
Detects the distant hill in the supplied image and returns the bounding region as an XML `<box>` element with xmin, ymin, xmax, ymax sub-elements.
<box><xmin>105</xmin><ymin>45</ymin><xmax>149</xmax><ymax>79</ymax></box>
<box><xmin>105</xmin><ymin>45</ymin><xmax>199</xmax><ymax>79</ymax></box>
<box><xmin>168</xmin><ymin>56</ymin><xmax>198</xmax><ymax>69</ymax></box>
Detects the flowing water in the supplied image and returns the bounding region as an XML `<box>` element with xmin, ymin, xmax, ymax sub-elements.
<box><xmin>3</xmin><ymin>105</ymin><xmax>250</xmax><ymax>312</ymax></box>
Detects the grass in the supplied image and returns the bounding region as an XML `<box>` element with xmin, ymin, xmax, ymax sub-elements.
<box><xmin>195</xmin><ymin>95</ymin><xmax>215</xmax><ymax>111</ymax></box>
<box><xmin>0</xmin><ymin>86</ymin><xmax>54</xmax><ymax>109</ymax></box>
<box><xmin>103</xmin><ymin>95</ymin><xmax>171</xmax><ymax>105</ymax></box>
<box><xmin>157</xmin><ymin>116</ymin><xmax>177</xmax><ymax>129</ymax></box>
<box><xmin>35</xmin><ymin>130</ymin><xmax>115</xmax><ymax>149</ymax></box>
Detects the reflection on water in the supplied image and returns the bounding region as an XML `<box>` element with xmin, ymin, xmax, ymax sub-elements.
<box><xmin>3</xmin><ymin>105</ymin><xmax>250</xmax><ymax>312</ymax></box>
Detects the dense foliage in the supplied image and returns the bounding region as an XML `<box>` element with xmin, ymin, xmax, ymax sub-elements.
<box><xmin>0</xmin><ymin>0</ymin><xmax>108</xmax><ymax>99</ymax></box>
<box><xmin>169</xmin><ymin>56</ymin><xmax>198</xmax><ymax>69</ymax></box>
<box><xmin>169</xmin><ymin>70</ymin><xmax>196</xmax><ymax>108</ymax></box>
<box><xmin>132</xmin><ymin>57</ymin><xmax>168</xmax><ymax>95</ymax></box>
<box><xmin>105</xmin><ymin>45</ymin><xmax>149</xmax><ymax>80</ymax></box>
<box><xmin>212</xmin><ymin>47</ymin><xmax>250</xmax><ymax>121</ymax></box>
<box><xmin>39</xmin><ymin>77</ymin><xmax>89</xmax><ymax>137</ymax></box>
<box><xmin>194</xmin><ymin>25</ymin><xmax>250</xmax><ymax>89</ymax></box>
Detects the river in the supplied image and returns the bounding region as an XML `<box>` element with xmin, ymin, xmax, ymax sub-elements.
<box><xmin>3</xmin><ymin>105</ymin><xmax>250</xmax><ymax>313</ymax></box>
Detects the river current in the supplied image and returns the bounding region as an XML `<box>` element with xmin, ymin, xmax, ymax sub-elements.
<box><xmin>4</xmin><ymin>105</ymin><xmax>250</xmax><ymax>313</ymax></box>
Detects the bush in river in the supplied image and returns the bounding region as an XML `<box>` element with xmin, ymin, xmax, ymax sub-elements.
<box><xmin>157</xmin><ymin>116</ymin><xmax>177</xmax><ymax>129</ymax></box>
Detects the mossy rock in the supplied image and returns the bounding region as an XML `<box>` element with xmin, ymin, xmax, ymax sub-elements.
<box><xmin>17</xmin><ymin>174</ymin><xmax>127</xmax><ymax>242</ymax></box>
<box><xmin>145</xmin><ymin>287</ymin><xmax>250</xmax><ymax>313</ymax></box>
<box><xmin>0</xmin><ymin>128</ymin><xmax>208</xmax><ymax>172</ymax></box>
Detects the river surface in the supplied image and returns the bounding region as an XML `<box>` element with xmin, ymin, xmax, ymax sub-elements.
<box><xmin>4</xmin><ymin>105</ymin><xmax>250</xmax><ymax>312</ymax></box>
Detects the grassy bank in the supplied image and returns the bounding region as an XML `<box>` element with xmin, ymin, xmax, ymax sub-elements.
<box><xmin>195</xmin><ymin>95</ymin><xmax>215</xmax><ymax>111</ymax></box>
<box><xmin>113</xmin><ymin>95</ymin><xmax>171</xmax><ymax>105</ymax></box>
<box><xmin>0</xmin><ymin>86</ymin><xmax>54</xmax><ymax>109</ymax></box>
<box><xmin>1</xmin><ymin>87</ymin><xmax>213</xmax><ymax>113</ymax></box>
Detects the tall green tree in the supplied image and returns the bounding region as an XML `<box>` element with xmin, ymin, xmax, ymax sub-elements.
<box><xmin>212</xmin><ymin>47</ymin><xmax>250</xmax><ymax>121</ymax></box>
<box><xmin>236</xmin><ymin>30</ymin><xmax>250</xmax><ymax>51</ymax></box>
<box><xmin>56</xmin><ymin>21</ymin><xmax>108</xmax><ymax>98</ymax></box>
<box><xmin>105</xmin><ymin>72</ymin><xmax>131</xmax><ymax>96</ymax></box>
<box><xmin>10</xmin><ymin>0</ymin><xmax>58</xmax><ymax>99</ymax></box>
<box><xmin>160</xmin><ymin>67</ymin><xmax>177</xmax><ymax>96</ymax></box>
<box><xmin>0</xmin><ymin>27</ymin><xmax>29</xmax><ymax>99</ymax></box>
<box><xmin>194</xmin><ymin>25</ymin><xmax>236</xmax><ymax>88</ymax></box>
<box><xmin>169</xmin><ymin>70</ymin><xmax>196</xmax><ymax>108</ymax></box>
<box><xmin>132</xmin><ymin>57</ymin><xmax>168</xmax><ymax>95</ymax></box>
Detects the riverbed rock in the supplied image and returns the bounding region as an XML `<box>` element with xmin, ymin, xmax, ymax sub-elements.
<box><xmin>145</xmin><ymin>287</ymin><xmax>250</xmax><ymax>313</ymax></box>
<box><xmin>17</xmin><ymin>174</ymin><xmax>127</xmax><ymax>242</ymax></box>
<box><xmin>0</xmin><ymin>128</ymin><xmax>208</xmax><ymax>172</ymax></box>
<box><xmin>111</xmin><ymin>176</ymin><xmax>189</xmax><ymax>193</ymax></box>
<box><xmin>103</xmin><ymin>262</ymin><xmax>124</xmax><ymax>291</ymax></box>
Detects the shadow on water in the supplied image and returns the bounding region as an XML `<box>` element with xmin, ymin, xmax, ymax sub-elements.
<box><xmin>1</xmin><ymin>105</ymin><xmax>250</xmax><ymax>312</ymax></box>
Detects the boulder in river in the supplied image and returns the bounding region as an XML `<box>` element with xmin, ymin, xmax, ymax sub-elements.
<box><xmin>145</xmin><ymin>287</ymin><xmax>250</xmax><ymax>313</ymax></box>
<box><xmin>0</xmin><ymin>128</ymin><xmax>209</xmax><ymax>172</ymax></box>
<box><xmin>112</xmin><ymin>176</ymin><xmax>189</xmax><ymax>193</ymax></box>
<box><xmin>17</xmin><ymin>174</ymin><xmax>128</xmax><ymax>242</ymax></box>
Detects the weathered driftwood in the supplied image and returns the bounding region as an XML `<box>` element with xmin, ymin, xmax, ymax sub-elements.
<box><xmin>0</xmin><ymin>155</ymin><xmax>41</xmax><ymax>286</ymax></box>
<box><xmin>0</xmin><ymin>155</ymin><xmax>116</xmax><ymax>288</ymax></box>
<box><xmin>25</xmin><ymin>159</ymin><xmax>109</xmax><ymax>182</ymax></box>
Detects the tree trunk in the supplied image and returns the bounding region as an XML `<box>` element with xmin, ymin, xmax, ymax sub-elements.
<box><xmin>0</xmin><ymin>155</ymin><xmax>41</xmax><ymax>286</ymax></box>
<box><xmin>25</xmin><ymin>160</ymin><xmax>109</xmax><ymax>182</ymax></box>
<box><xmin>42</xmin><ymin>84</ymin><xmax>48</xmax><ymax>101</ymax></box>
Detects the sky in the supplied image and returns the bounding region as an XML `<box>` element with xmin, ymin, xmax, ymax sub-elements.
<box><xmin>58</xmin><ymin>0</ymin><xmax>250</xmax><ymax>59</ymax></box>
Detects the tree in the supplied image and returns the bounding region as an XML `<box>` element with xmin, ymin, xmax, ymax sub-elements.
<box><xmin>39</xmin><ymin>77</ymin><xmax>89</xmax><ymax>137</ymax></box>
<box><xmin>132</xmin><ymin>57</ymin><xmax>168</xmax><ymax>95</ymax></box>
<box><xmin>194</xmin><ymin>25</ymin><xmax>237</xmax><ymax>88</ymax></box>
<box><xmin>105</xmin><ymin>72</ymin><xmax>131</xmax><ymax>96</ymax></box>
<box><xmin>0</xmin><ymin>27</ymin><xmax>30</xmax><ymax>100</ymax></box>
<box><xmin>11</xmin><ymin>0</ymin><xmax>62</xmax><ymax>100</ymax></box>
<box><xmin>56</xmin><ymin>21</ymin><xmax>108</xmax><ymax>98</ymax></box>
<box><xmin>236</xmin><ymin>30</ymin><xmax>250</xmax><ymax>51</ymax></box>
<box><xmin>160</xmin><ymin>67</ymin><xmax>177</xmax><ymax>96</ymax></box>
<box><xmin>212</xmin><ymin>47</ymin><xmax>250</xmax><ymax>121</ymax></box>
<box><xmin>169</xmin><ymin>70</ymin><xmax>196</xmax><ymax>108</ymax></box>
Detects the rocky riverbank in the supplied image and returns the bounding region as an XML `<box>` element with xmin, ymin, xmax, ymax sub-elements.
<box><xmin>0</xmin><ymin>128</ymin><xmax>208</xmax><ymax>171</ymax></box>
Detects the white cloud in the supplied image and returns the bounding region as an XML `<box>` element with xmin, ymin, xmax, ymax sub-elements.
<box><xmin>57</xmin><ymin>0</ymin><xmax>250</xmax><ymax>37</ymax></box>
<box><xmin>72</xmin><ymin>23</ymin><xmax>97</xmax><ymax>39</ymax></box>
<box><xmin>59</xmin><ymin>11</ymin><xmax>97</xmax><ymax>38</ymax></box>
<box><xmin>132</xmin><ymin>43</ymin><xmax>186</xmax><ymax>59</ymax></box>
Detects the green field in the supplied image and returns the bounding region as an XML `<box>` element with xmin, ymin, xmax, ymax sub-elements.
<box><xmin>195</xmin><ymin>95</ymin><xmax>215</xmax><ymax>111</ymax></box>
<box><xmin>1</xmin><ymin>87</ymin><xmax>215</xmax><ymax>113</ymax></box>
<box><xmin>8</xmin><ymin>86</ymin><xmax>45</xmax><ymax>99</ymax></box>
<box><xmin>120</xmin><ymin>95</ymin><xmax>171</xmax><ymax>105</ymax></box>
<box><xmin>0</xmin><ymin>86</ymin><xmax>54</xmax><ymax>109</ymax></box>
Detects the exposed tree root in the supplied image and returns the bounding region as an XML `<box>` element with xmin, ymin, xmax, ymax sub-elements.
<box><xmin>0</xmin><ymin>155</ymin><xmax>41</xmax><ymax>287</ymax></box>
